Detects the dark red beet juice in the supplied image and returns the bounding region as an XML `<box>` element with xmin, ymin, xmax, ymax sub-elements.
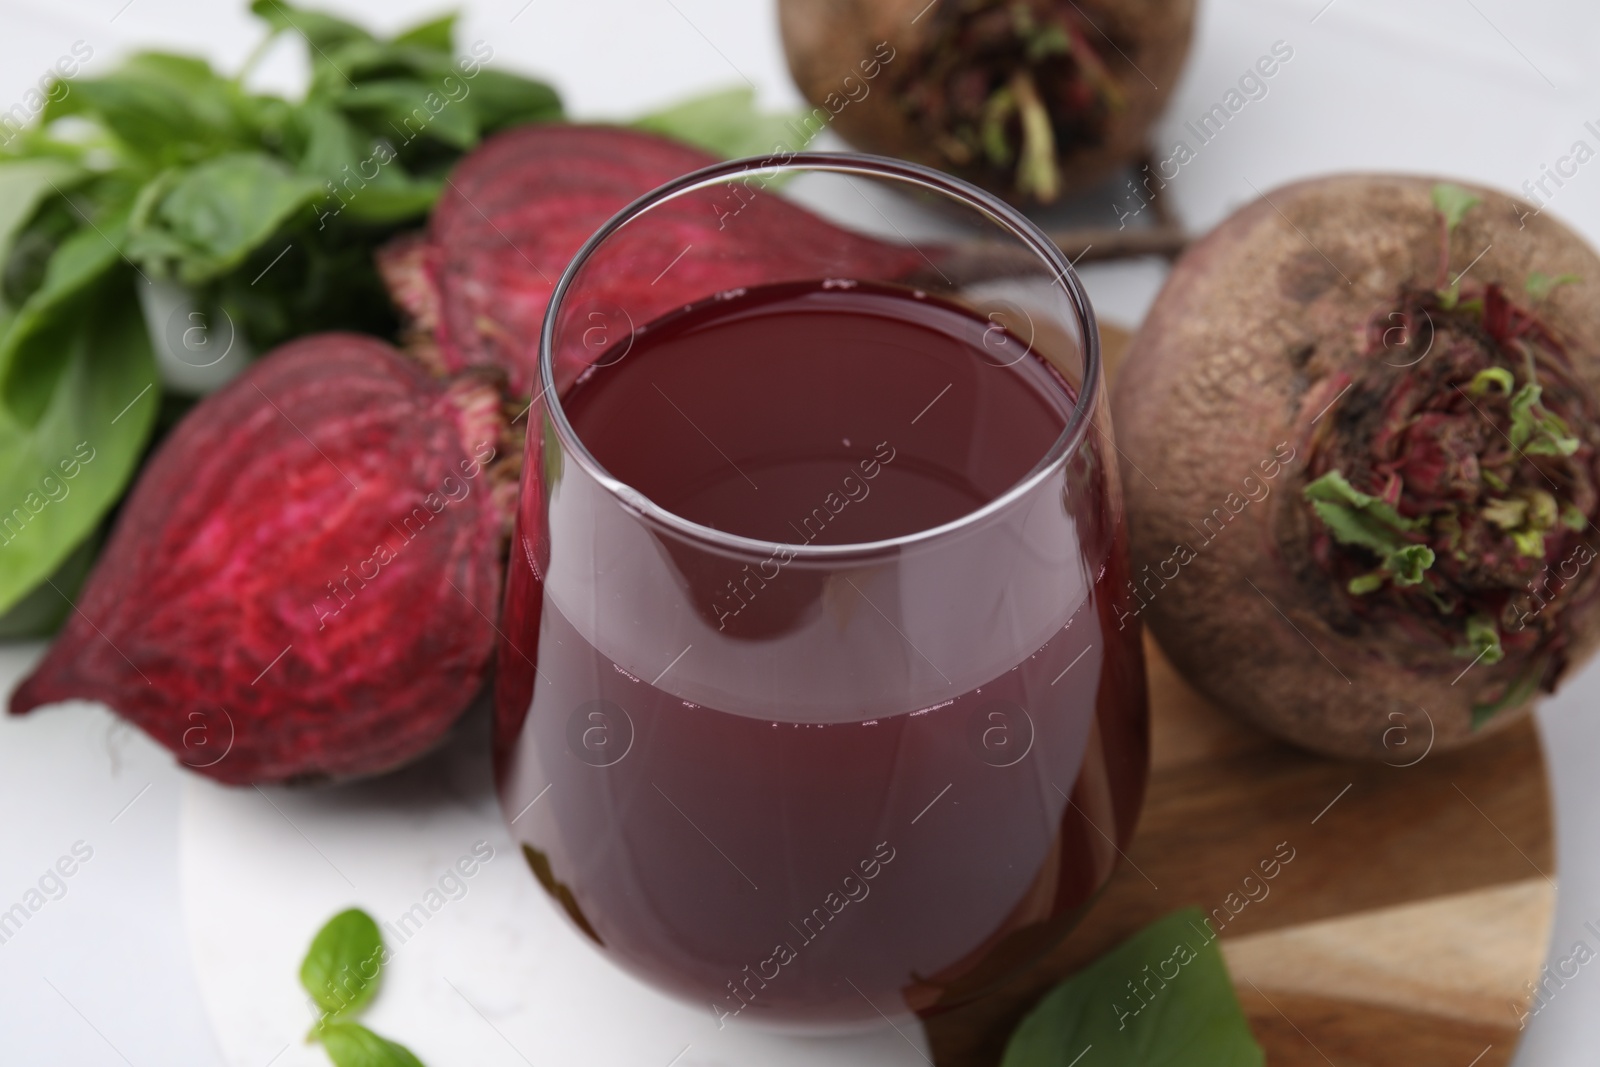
<box><xmin>495</xmin><ymin>280</ymin><xmax>1147</xmax><ymax>1030</ymax></box>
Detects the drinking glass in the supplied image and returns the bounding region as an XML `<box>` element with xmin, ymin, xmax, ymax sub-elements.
<box><xmin>494</xmin><ymin>152</ymin><xmax>1148</xmax><ymax>1031</ymax></box>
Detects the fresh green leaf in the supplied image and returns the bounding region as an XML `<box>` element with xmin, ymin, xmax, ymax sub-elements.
<box><xmin>1466</xmin><ymin>367</ymin><xmax>1514</xmax><ymax>397</ymax></box>
<box><xmin>1507</xmin><ymin>383</ymin><xmax>1580</xmax><ymax>456</ymax></box>
<box><xmin>458</xmin><ymin>69</ymin><xmax>562</xmax><ymax>136</ymax></box>
<box><xmin>336</xmin><ymin>79</ymin><xmax>477</xmax><ymax>150</ymax></box>
<box><xmin>0</xmin><ymin>259</ymin><xmax>157</xmax><ymax>615</ymax></box>
<box><xmin>392</xmin><ymin>11</ymin><xmax>457</xmax><ymax>52</ymax></box>
<box><xmin>1455</xmin><ymin>614</ymin><xmax>1505</xmax><ymax>665</ymax></box>
<box><xmin>1432</xmin><ymin>183</ymin><xmax>1481</xmax><ymax>233</ymax></box>
<box><xmin>250</xmin><ymin>0</ymin><xmax>373</xmax><ymax>55</ymax></box>
<box><xmin>41</xmin><ymin>53</ymin><xmax>250</xmax><ymax>166</ymax></box>
<box><xmin>318</xmin><ymin>1022</ymin><xmax>425</xmax><ymax>1067</ymax></box>
<box><xmin>634</xmin><ymin>86</ymin><xmax>817</xmax><ymax>159</ymax></box>
<box><xmin>293</xmin><ymin>102</ymin><xmax>367</xmax><ymax>178</ymax></box>
<box><xmin>999</xmin><ymin>907</ymin><xmax>1263</xmax><ymax>1067</ymax></box>
<box><xmin>300</xmin><ymin>908</ymin><xmax>386</xmax><ymax>1021</ymax></box>
<box><xmin>1561</xmin><ymin>502</ymin><xmax>1587</xmax><ymax>531</ymax></box>
<box><xmin>1526</xmin><ymin>272</ymin><xmax>1580</xmax><ymax>302</ymax></box>
<box><xmin>127</xmin><ymin>153</ymin><xmax>322</xmax><ymax>284</ymax></box>
<box><xmin>0</xmin><ymin>161</ymin><xmax>83</xmax><ymax>300</ymax></box>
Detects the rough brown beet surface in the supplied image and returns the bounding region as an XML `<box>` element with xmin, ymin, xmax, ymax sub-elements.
<box><xmin>780</xmin><ymin>0</ymin><xmax>1194</xmax><ymax>204</ymax></box>
<box><xmin>382</xmin><ymin>124</ymin><xmax>927</xmax><ymax>396</ymax></box>
<box><xmin>1112</xmin><ymin>174</ymin><xmax>1600</xmax><ymax>758</ymax></box>
<box><xmin>9</xmin><ymin>334</ymin><xmax>509</xmax><ymax>784</ymax></box>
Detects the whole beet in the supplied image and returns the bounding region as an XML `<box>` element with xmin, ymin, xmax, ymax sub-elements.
<box><xmin>9</xmin><ymin>334</ymin><xmax>513</xmax><ymax>783</ymax></box>
<box><xmin>1112</xmin><ymin>175</ymin><xmax>1600</xmax><ymax>758</ymax></box>
<box><xmin>780</xmin><ymin>0</ymin><xmax>1194</xmax><ymax>204</ymax></box>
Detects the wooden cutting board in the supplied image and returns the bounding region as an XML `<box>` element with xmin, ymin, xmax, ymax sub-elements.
<box><xmin>922</xmin><ymin>326</ymin><xmax>1556</xmax><ymax>1066</ymax></box>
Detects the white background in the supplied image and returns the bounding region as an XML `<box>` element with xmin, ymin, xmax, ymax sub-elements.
<box><xmin>2</xmin><ymin>0</ymin><xmax>1600</xmax><ymax>1063</ymax></box>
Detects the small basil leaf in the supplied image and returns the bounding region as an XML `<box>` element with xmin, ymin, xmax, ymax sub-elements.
<box><xmin>128</xmin><ymin>153</ymin><xmax>322</xmax><ymax>284</ymax></box>
<box><xmin>300</xmin><ymin>908</ymin><xmax>385</xmax><ymax>1020</ymax></box>
<box><xmin>633</xmin><ymin>86</ymin><xmax>816</xmax><ymax>159</ymax></box>
<box><xmin>319</xmin><ymin>1022</ymin><xmax>425</xmax><ymax>1067</ymax></box>
<box><xmin>459</xmin><ymin>69</ymin><xmax>563</xmax><ymax>136</ymax></box>
<box><xmin>1000</xmin><ymin>908</ymin><xmax>1263</xmax><ymax>1067</ymax></box>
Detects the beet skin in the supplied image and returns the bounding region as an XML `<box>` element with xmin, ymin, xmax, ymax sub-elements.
<box><xmin>380</xmin><ymin>124</ymin><xmax>926</xmax><ymax>396</ymax></box>
<box><xmin>1112</xmin><ymin>174</ymin><xmax>1600</xmax><ymax>758</ymax></box>
<box><xmin>10</xmin><ymin>334</ymin><xmax>510</xmax><ymax>784</ymax></box>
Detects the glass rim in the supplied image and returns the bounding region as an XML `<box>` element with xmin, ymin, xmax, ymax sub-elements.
<box><xmin>538</xmin><ymin>150</ymin><xmax>1102</xmax><ymax>562</ymax></box>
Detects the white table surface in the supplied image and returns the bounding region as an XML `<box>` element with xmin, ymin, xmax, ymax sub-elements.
<box><xmin>3</xmin><ymin>0</ymin><xmax>1600</xmax><ymax>1063</ymax></box>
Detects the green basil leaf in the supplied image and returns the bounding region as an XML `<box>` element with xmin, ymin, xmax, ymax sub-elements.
<box><xmin>250</xmin><ymin>0</ymin><xmax>373</xmax><ymax>54</ymax></box>
<box><xmin>42</xmin><ymin>53</ymin><xmax>248</xmax><ymax>165</ymax></box>
<box><xmin>292</xmin><ymin>102</ymin><xmax>366</xmax><ymax>178</ymax></box>
<box><xmin>319</xmin><ymin>1022</ymin><xmax>425</xmax><ymax>1067</ymax></box>
<box><xmin>127</xmin><ymin>153</ymin><xmax>322</xmax><ymax>284</ymax></box>
<box><xmin>0</xmin><ymin>161</ymin><xmax>83</xmax><ymax>296</ymax></box>
<box><xmin>0</xmin><ymin>248</ymin><xmax>157</xmax><ymax>615</ymax></box>
<box><xmin>1000</xmin><ymin>908</ymin><xmax>1263</xmax><ymax>1067</ymax></box>
<box><xmin>392</xmin><ymin>12</ymin><xmax>457</xmax><ymax>52</ymax></box>
<box><xmin>330</xmin><ymin>174</ymin><xmax>442</xmax><ymax>226</ymax></box>
<box><xmin>459</xmin><ymin>69</ymin><xmax>563</xmax><ymax>135</ymax></box>
<box><xmin>287</xmin><ymin>104</ymin><xmax>437</xmax><ymax>224</ymax></box>
<box><xmin>301</xmin><ymin>908</ymin><xmax>385</xmax><ymax>1020</ymax></box>
<box><xmin>336</xmin><ymin>79</ymin><xmax>477</xmax><ymax>151</ymax></box>
<box><xmin>633</xmin><ymin>86</ymin><xmax>815</xmax><ymax>159</ymax></box>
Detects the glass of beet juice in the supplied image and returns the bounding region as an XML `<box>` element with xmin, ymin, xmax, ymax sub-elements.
<box><xmin>494</xmin><ymin>154</ymin><xmax>1148</xmax><ymax>1032</ymax></box>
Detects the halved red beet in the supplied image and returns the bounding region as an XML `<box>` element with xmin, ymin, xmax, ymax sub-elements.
<box><xmin>379</xmin><ymin>124</ymin><xmax>928</xmax><ymax>395</ymax></box>
<box><xmin>9</xmin><ymin>334</ymin><xmax>514</xmax><ymax>784</ymax></box>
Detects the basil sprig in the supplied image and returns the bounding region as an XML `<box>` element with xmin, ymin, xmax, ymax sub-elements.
<box><xmin>300</xmin><ymin>907</ymin><xmax>425</xmax><ymax>1067</ymax></box>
